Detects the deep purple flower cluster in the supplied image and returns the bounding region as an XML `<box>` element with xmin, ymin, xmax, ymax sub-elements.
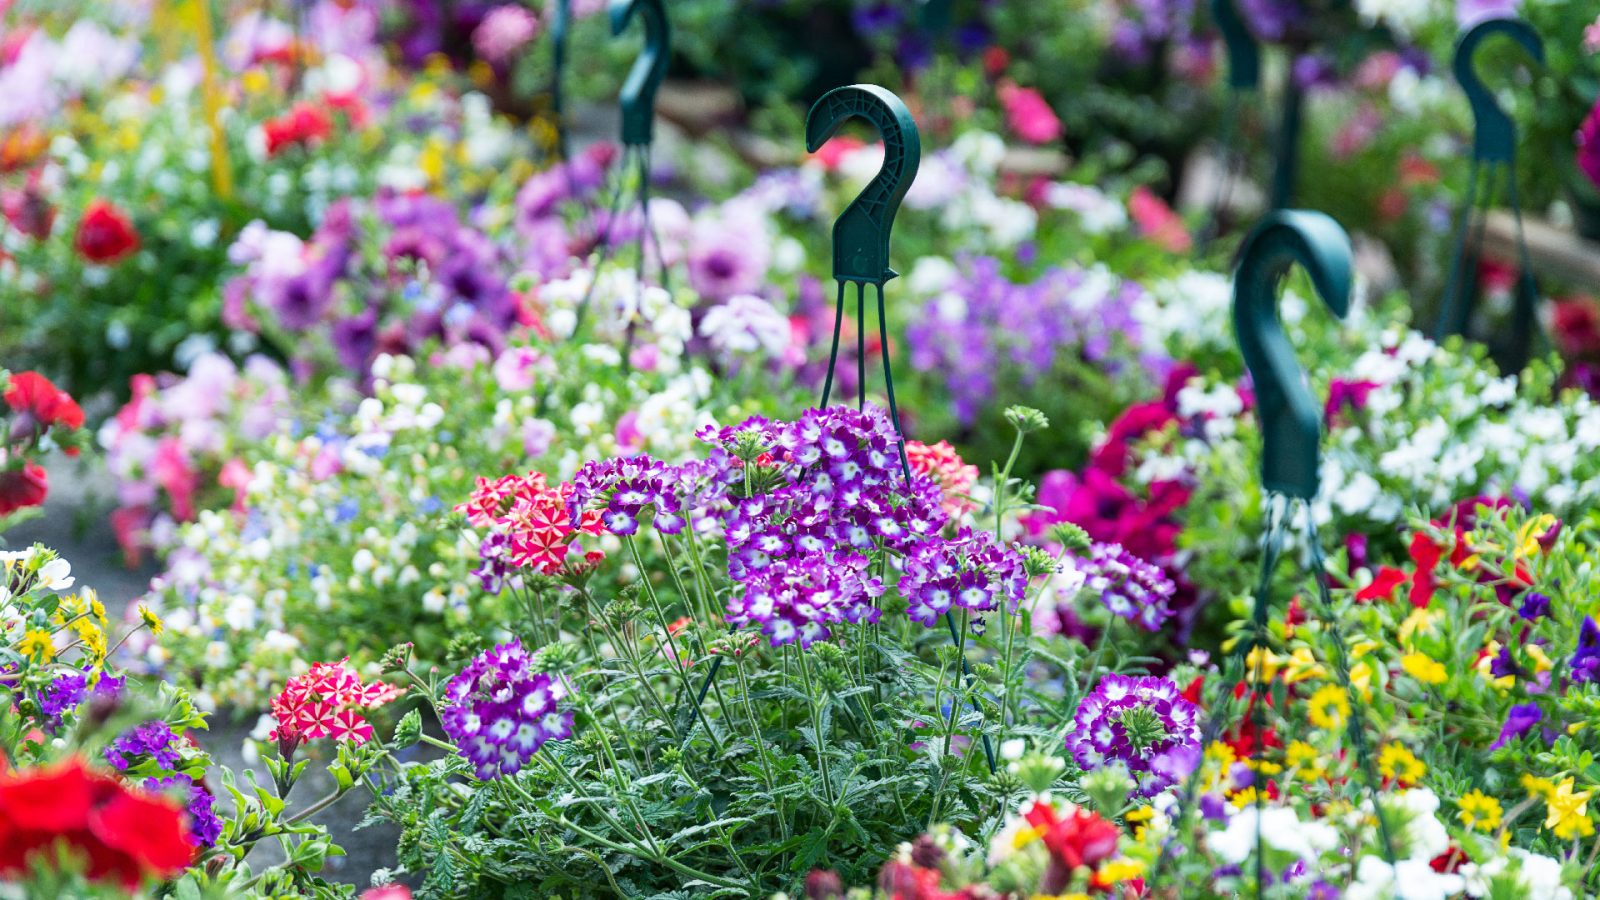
<box><xmin>900</xmin><ymin>528</ymin><xmax>1028</xmax><ymax>627</ymax></box>
<box><xmin>35</xmin><ymin>668</ymin><xmax>123</xmax><ymax>727</ymax></box>
<box><xmin>441</xmin><ymin>639</ymin><xmax>573</xmax><ymax>780</ymax></box>
<box><xmin>724</xmin><ymin>551</ymin><xmax>885</xmax><ymax>647</ymax></box>
<box><xmin>104</xmin><ymin>720</ymin><xmax>185</xmax><ymax>771</ymax></box>
<box><xmin>904</xmin><ymin>258</ymin><xmax>1166</xmax><ymax>426</ymax></box>
<box><xmin>1073</xmin><ymin>542</ymin><xmax>1176</xmax><ymax>632</ymax></box>
<box><xmin>1067</xmin><ymin>674</ymin><xmax>1200</xmax><ymax>797</ymax></box>
<box><xmin>566</xmin><ymin>454</ymin><xmax>688</xmax><ymax>536</ymax></box>
<box><xmin>1572</xmin><ymin>616</ymin><xmax>1600</xmax><ymax>684</ymax></box>
<box><xmin>704</xmin><ymin>406</ymin><xmax>951</xmax><ymax>647</ymax></box>
<box><xmin>103</xmin><ymin>721</ymin><xmax>222</xmax><ymax>847</ymax></box>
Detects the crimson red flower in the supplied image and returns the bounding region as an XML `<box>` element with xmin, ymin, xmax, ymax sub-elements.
<box><xmin>1024</xmin><ymin>801</ymin><xmax>1120</xmax><ymax>871</ymax></box>
<box><xmin>74</xmin><ymin>200</ymin><xmax>139</xmax><ymax>264</ymax></box>
<box><xmin>5</xmin><ymin>371</ymin><xmax>85</xmax><ymax>431</ymax></box>
<box><xmin>1356</xmin><ymin>566</ymin><xmax>1408</xmax><ymax>603</ymax></box>
<box><xmin>269</xmin><ymin>658</ymin><xmax>404</xmax><ymax>747</ymax></box>
<box><xmin>0</xmin><ymin>757</ymin><xmax>195</xmax><ymax>889</ymax></box>
<box><xmin>263</xmin><ymin>102</ymin><xmax>335</xmax><ymax>157</ymax></box>
<box><xmin>0</xmin><ymin>460</ymin><xmax>47</xmax><ymax>516</ymax></box>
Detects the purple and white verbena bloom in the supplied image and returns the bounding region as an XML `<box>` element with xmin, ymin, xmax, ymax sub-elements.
<box><xmin>441</xmin><ymin>639</ymin><xmax>574</xmax><ymax>780</ymax></box>
<box><xmin>1067</xmin><ymin>674</ymin><xmax>1200</xmax><ymax>797</ymax></box>
<box><xmin>566</xmin><ymin>454</ymin><xmax>688</xmax><ymax>536</ymax></box>
<box><xmin>1073</xmin><ymin>542</ymin><xmax>1176</xmax><ymax>632</ymax></box>
<box><xmin>900</xmin><ymin>527</ymin><xmax>1029</xmax><ymax>627</ymax></box>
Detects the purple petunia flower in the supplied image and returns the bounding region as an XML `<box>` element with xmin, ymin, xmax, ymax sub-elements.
<box><xmin>1071</xmin><ymin>542</ymin><xmax>1176</xmax><ymax>632</ymax></box>
<box><xmin>441</xmin><ymin>639</ymin><xmax>574</xmax><ymax>780</ymax></box>
<box><xmin>1571</xmin><ymin>617</ymin><xmax>1600</xmax><ymax>683</ymax></box>
<box><xmin>1067</xmin><ymin>674</ymin><xmax>1200</xmax><ymax>797</ymax></box>
<box><xmin>1490</xmin><ymin>702</ymin><xmax>1543</xmax><ymax>751</ymax></box>
<box><xmin>1517</xmin><ymin>591</ymin><xmax>1551</xmax><ymax>622</ymax></box>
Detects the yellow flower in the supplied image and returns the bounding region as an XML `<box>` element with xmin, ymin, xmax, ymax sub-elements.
<box><xmin>1526</xmin><ymin>644</ymin><xmax>1554</xmax><ymax>674</ymax></box>
<box><xmin>1244</xmin><ymin>646</ymin><xmax>1283</xmax><ymax>684</ymax></box>
<box><xmin>1516</xmin><ymin>514</ymin><xmax>1560</xmax><ymax>558</ymax></box>
<box><xmin>137</xmin><ymin>603</ymin><xmax>165</xmax><ymax>637</ymax></box>
<box><xmin>1231</xmin><ymin>786</ymin><xmax>1266</xmax><ymax>805</ymax></box>
<box><xmin>72</xmin><ymin>619</ymin><xmax>106</xmax><ymax>661</ymax></box>
<box><xmin>1096</xmin><ymin>859</ymin><xmax>1145</xmax><ymax>881</ymax></box>
<box><xmin>18</xmin><ymin>629</ymin><xmax>54</xmax><ymax>661</ymax></box>
<box><xmin>1285</xmin><ymin>740</ymin><xmax>1326</xmax><ymax>781</ymax></box>
<box><xmin>1398</xmin><ymin>607</ymin><xmax>1437</xmax><ymax>648</ymax></box>
<box><xmin>1281</xmin><ymin>646</ymin><xmax>1325</xmax><ymax>684</ymax></box>
<box><xmin>1523</xmin><ymin>773</ymin><xmax>1556</xmax><ymax>801</ymax></box>
<box><xmin>1377</xmin><ymin>743</ymin><xmax>1426</xmax><ymax>785</ymax></box>
<box><xmin>1457</xmin><ymin>790</ymin><xmax>1503</xmax><ymax>832</ymax></box>
<box><xmin>87</xmin><ymin>589</ymin><xmax>106</xmax><ymax>624</ymax></box>
<box><xmin>1307</xmin><ymin>684</ymin><xmax>1350</xmax><ymax>730</ymax></box>
<box><xmin>1543</xmin><ymin>778</ymin><xmax>1595</xmax><ymax>840</ymax></box>
<box><xmin>1124</xmin><ymin>805</ymin><xmax>1155</xmax><ymax>840</ymax></box>
<box><xmin>1401</xmin><ymin>652</ymin><xmax>1447</xmax><ymax>685</ymax></box>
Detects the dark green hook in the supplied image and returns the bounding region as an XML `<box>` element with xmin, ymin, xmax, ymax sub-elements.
<box><xmin>609</xmin><ymin>0</ymin><xmax>669</xmax><ymax>148</ymax></box>
<box><xmin>806</xmin><ymin>85</ymin><xmax>921</xmax><ymax>286</ymax></box>
<box><xmin>1455</xmin><ymin>17</ymin><xmax>1543</xmax><ymax>165</ymax></box>
<box><xmin>1211</xmin><ymin>0</ymin><xmax>1259</xmax><ymax>91</ymax></box>
<box><xmin>1232</xmin><ymin>210</ymin><xmax>1352</xmax><ymax>500</ymax></box>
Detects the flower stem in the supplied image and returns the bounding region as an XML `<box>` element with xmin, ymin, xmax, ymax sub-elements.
<box><xmin>797</xmin><ymin>649</ymin><xmax>835</xmax><ymax>807</ymax></box>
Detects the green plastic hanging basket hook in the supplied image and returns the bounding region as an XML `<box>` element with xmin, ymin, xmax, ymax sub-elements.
<box><xmin>609</xmin><ymin>0</ymin><xmax>669</xmax><ymax>148</ymax></box>
<box><xmin>1211</xmin><ymin>0</ymin><xmax>1259</xmax><ymax>91</ymax></box>
<box><xmin>1455</xmin><ymin>17</ymin><xmax>1544</xmax><ymax>165</ymax></box>
<box><xmin>1232</xmin><ymin>210</ymin><xmax>1353</xmax><ymax>501</ymax></box>
<box><xmin>806</xmin><ymin>85</ymin><xmax>921</xmax><ymax>286</ymax></box>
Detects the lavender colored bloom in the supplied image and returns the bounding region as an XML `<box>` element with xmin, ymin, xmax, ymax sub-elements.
<box><xmin>1199</xmin><ymin>792</ymin><xmax>1229</xmax><ymax>821</ymax></box>
<box><xmin>473</xmin><ymin>4</ymin><xmax>540</xmax><ymax>63</ymax></box>
<box><xmin>37</xmin><ymin>670</ymin><xmax>88</xmax><ymax>722</ymax></box>
<box><xmin>1067</xmin><ymin>674</ymin><xmax>1200</xmax><ymax>796</ymax></box>
<box><xmin>1489</xmin><ymin>702</ymin><xmax>1542</xmax><ymax>750</ymax></box>
<box><xmin>904</xmin><ymin>258</ymin><xmax>1164</xmax><ymax>426</ymax></box>
<box><xmin>145</xmin><ymin>774</ymin><xmax>222</xmax><ymax>847</ymax></box>
<box><xmin>900</xmin><ymin>528</ymin><xmax>1028</xmax><ymax>627</ymax></box>
<box><xmin>471</xmin><ymin>531</ymin><xmax>514</xmax><ymax>594</ymax></box>
<box><xmin>1072</xmin><ymin>542</ymin><xmax>1176</xmax><ymax>631</ymax></box>
<box><xmin>441</xmin><ymin>639</ymin><xmax>573</xmax><ymax>780</ymax></box>
<box><xmin>1571</xmin><ymin>616</ymin><xmax>1600</xmax><ymax>683</ymax></box>
<box><xmin>105</xmin><ymin>720</ymin><xmax>185</xmax><ymax>771</ymax></box>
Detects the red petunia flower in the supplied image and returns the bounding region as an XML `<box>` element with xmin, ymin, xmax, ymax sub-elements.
<box><xmin>1355</xmin><ymin>566</ymin><xmax>1408</xmax><ymax>603</ymax></box>
<box><xmin>5</xmin><ymin>370</ymin><xmax>86</xmax><ymax>431</ymax></box>
<box><xmin>1023</xmin><ymin>800</ymin><xmax>1121</xmax><ymax>871</ymax></box>
<box><xmin>269</xmin><ymin>659</ymin><xmax>404</xmax><ymax>747</ymax></box>
<box><xmin>0</xmin><ymin>757</ymin><xmax>195</xmax><ymax>890</ymax></box>
<box><xmin>74</xmin><ymin>199</ymin><xmax>139</xmax><ymax>264</ymax></box>
<box><xmin>263</xmin><ymin>102</ymin><xmax>335</xmax><ymax>157</ymax></box>
<box><xmin>0</xmin><ymin>460</ymin><xmax>48</xmax><ymax>516</ymax></box>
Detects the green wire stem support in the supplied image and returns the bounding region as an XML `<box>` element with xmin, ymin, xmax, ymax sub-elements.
<box><xmin>551</xmin><ymin>0</ymin><xmax>571</xmax><ymax>160</ymax></box>
<box><xmin>573</xmin><ymin>0</ymin><xmax>671</xmax><ymax>336</ymax></box>
<box><xmin>1153</xmin><ymin>210</ymin><xmax>1396</xmax><ymax>886</ymax></box>
<box><xmin>1199</xmin><ymin>0</ymin><xmax>1260</xmax><ymax>249</ymax></box>
<box><xmin>1434</xmin><ymin>17</ymin><xmax>1544</xmax><ymax>372</ymax></box>
<box><xmin>805</xmin><ymin>84</ymin><xmax>995</xmax><ymax>776</ymax></box>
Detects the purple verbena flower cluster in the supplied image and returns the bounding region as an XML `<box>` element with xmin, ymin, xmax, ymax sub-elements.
<box><xmin>146</xmin><ymin>774</ymin><xmax>223</xmax><ymax>848</ymax></box>
<box><xmin>35</xmin><ymin>667</ymin><xmax>123</xmax><ymax>728</ymax></box>
<box><xmin>1067</xmin><ymin>674</ymin><xmax>1200</xmax><ymax>797</ymax></box>
<box><xmin>702</xmin><ymin>406</ymin><xmax>953</xmax><ymax>647</ymax></box>
<box><xmin>441</xmin><ymin>639</ymin><xmax>573</xmax><ymax>780</ymax></box>
<box><xmin>900</xmin><ymin>527</ymin><xmax>1028</xmax><ymax>627</ymax></box>
<box><xmin>567</xmin><ymin>454</ymin><xmax>689</xmax><ymax>536</ymax></box>
<box><xmin>1073</xmin><ymin>542</ymin><xmax>1176</xmax><ymax>632</ymax></box>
